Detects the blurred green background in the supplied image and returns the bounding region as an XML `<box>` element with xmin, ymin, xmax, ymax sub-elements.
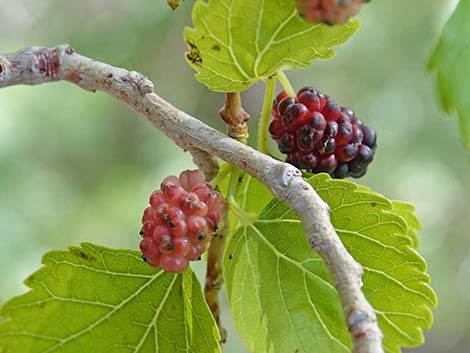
<box><xmin>0</xmin><ymin>0</ymin><xmax>469</xmax><ymax>352</ymax></box>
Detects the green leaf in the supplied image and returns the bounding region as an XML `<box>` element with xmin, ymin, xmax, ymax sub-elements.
<box><xmin>232</xmin><ymin>175</ymin><xmax>271</xmax><ymax>216</ymax></box>
<box><xmin>0</xmin><ymin>243</ymin><xmax>221</xmax><ymax>353</ymax></box>
<box><xmin>184</xmin><ymin>0</ymin><xmax>359</xmax><ymax>92</ymax></box>
<box><xmin>429</xmin><ymin>0</ymin><xmax>470</xmax><ymax>147</ymax></box>
<box><xmin>391</xmin><ymin>201</ymin><xmax>421</xmax><ymax>249</ymax></box>
<box><xmin>218</xmin><ymin>173</ymin><xmax>272</xmax><ymax>232</ymax></box>
<box><xmin>225</xmin><ymin>174</ymin><xmax>436</xmax><ymax>353</ymax></box>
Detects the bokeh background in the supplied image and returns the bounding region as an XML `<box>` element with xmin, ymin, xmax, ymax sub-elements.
<box><xmin>0</xmin><ymin>0</ymin><xmax>469</xmax><ymax>352</ymax></box>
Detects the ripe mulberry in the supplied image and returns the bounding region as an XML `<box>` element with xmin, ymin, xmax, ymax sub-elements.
<box><xmin>270</xmin><ymin>87</ymin><xmax>377</xmax><ymax>178</ymax></box>
<box><xmin>297</xmin><ymin>0</ymin><xmax>368</xmax><ymax>25</ymax></box>
<box><xmin>139</xmin><ymin>169</ymin><xmax>227</xmax><ymax>272</ymax></box>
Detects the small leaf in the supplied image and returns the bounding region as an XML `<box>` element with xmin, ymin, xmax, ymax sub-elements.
<box><xmin>225</xmin><ymin>174</ymin><xmax>436</xmax><ymax>353</ymax></box>
<box><xmin>184</xmin><ymin>0</ymin><xmax>359</xmax><ymax>92</ymax></box>
<box><xmin>0</xmin><ymin>243</ymin><xmax>221</xmax><ymax>353</ymax></box>
<box><xmin>429</xmin><ymin>0</ymin><xmax>470</xmax><ymax>147</ymax></box>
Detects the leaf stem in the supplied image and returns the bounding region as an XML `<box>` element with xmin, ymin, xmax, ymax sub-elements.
<box><xmin>227</xmin><ymin>166</ymin><xmax>242</xmax><ymax>200</ymax></box>
<box><xmin>204</xmin><ymin>213</ymin><xmax>229</xmax><ymax>344</ymax></box>
<box><xmin>257</xmin><ymin>75</ymin><xmax>277</xmax><ymax>154</ymax></box>
<box><xmin>210</xmin><ymin>163</ymin><xmax>232</xmax><ymax>187</ymax></box>
<box><xmin>228</xmin><ymin>196</ymin><xmax>256</xmax><ymax>225</ymax></box>
<box><xmin>276</xmin><ymin>71</ymin><xmax>296</xmax><ymax>98</ymax></box>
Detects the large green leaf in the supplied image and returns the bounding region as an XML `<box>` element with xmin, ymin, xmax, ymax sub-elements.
<box><xmin>225</xmin><ymin>174</ymin><xmax>436</xmax><ymax>353</ymax></box>
<box><xmin>0</xmin><ymin>243</ymin><xmax>221</xmax><ymax>353</ymax></box>
<box><xmin>184</xmin><ymin>0</ymin><xmax>359</xmax><ymax>92</ymax></box>
<box><xmin>429</xmin><ymin>0</ymin><xmax>470</xmax><ymax>147</ymax></box>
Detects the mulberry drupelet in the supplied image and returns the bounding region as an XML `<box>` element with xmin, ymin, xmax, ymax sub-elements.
<box><xmin>269</xmin><ymin>87</ymin><xmax>377</xmax><ymax>179</ymax></box>
<box><xmin>139</xmin><ymin>170</ymin><xmax>227</xmax><ymax>272</ymax></box>
<box><xmin>297</xmin><ymin>0</ymin><xmax>369</xmax><ymax>25</ymax></box>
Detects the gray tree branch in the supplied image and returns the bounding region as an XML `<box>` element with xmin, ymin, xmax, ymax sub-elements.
<box><xmin>0</xmin><ymin>44</ymin><xmax>384</xmax><ymax>353</ymax></box>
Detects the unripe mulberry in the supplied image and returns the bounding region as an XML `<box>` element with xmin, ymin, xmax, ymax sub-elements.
<box><xmin>297</xmin><ymin>0</ymin><xmax>368</xmax><ymax>25</ymax></box>
<box><xmin>139</xmin><ymin>169</ymin><xmax>227</xmax><ymax>272</ymax></box>
<box><xmin>270</xmin><ymin>87</ymin><xmax>377</xmax><ymax>178</ymax></box>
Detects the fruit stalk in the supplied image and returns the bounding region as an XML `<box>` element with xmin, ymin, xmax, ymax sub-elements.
<box><xmin>211</xmin><ymin>91</ymin><xmax>249</xmax><ymax>342</ymax></box>
<box><xmin>203</xmin><ymin>156</ymin><xmax>245</xmax><ymax>343</ymax></box>
<box><xmin>204</xmin><ymin>213</ymin><xmax>229</xmax><ymax>343</ymax></box>
<box><xmin>276</xmin><ymin>70</ymin><xmax>296</xmax><ymax>98</ymax></box>
<box><xmin>257</xmin><ymin>75</ymin><xmax>277</xmax><ymax>154</ymax></box>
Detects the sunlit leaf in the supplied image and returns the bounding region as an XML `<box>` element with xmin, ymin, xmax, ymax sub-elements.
<box><xmin>185</xmin><ymin>0</ymin><xmax>359</xmax><ymax>92</ymax></box>
<box><xmin>225</xmin><ymin>174</ymin><xmax>436</xmax><ymax>353</ymax></box>
<box><xmin>0</xmin><ymin>243</ymin><xmax>221</xmax><ymax>353</ymax></box>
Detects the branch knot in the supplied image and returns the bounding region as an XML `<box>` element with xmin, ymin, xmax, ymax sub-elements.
<box><xmin>0</xmin><ymin>57</ymin><xmax>11</xmax><ymax>82</ymax></box>
<box><xmin>126</xmin><ymin>71</ymin><xmax>154</xmax><ymax>95</ymax></box>
<box><xmin>219</xmin><ymin>92</ymin><xmax>250</xmax><ymax>141</ymax></box>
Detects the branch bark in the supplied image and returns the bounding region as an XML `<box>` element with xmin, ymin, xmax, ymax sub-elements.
<box><xmin>0</xmin><ymin>45</ymin><xmax>384</xmax><ymax>353</ymax></box>
<box><xmin>209</xmin><ymin>91</ymin><xmax>250</xmax><ymax>340</ymax></box>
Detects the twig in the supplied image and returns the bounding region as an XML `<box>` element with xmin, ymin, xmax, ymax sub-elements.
<box><xmin>0</xmin><ymin>45</ymin><xmax>384</xmax><ymax>353</ymax></box>
<box><xmin>212</xmin><ymin>92</ymin><xmax>249</xmax><ymax>340</ymax></box>
<box><xmin>204</xmin><ymin>213</ymin><xmax>229</xmax><ymax>343</ymax></box>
